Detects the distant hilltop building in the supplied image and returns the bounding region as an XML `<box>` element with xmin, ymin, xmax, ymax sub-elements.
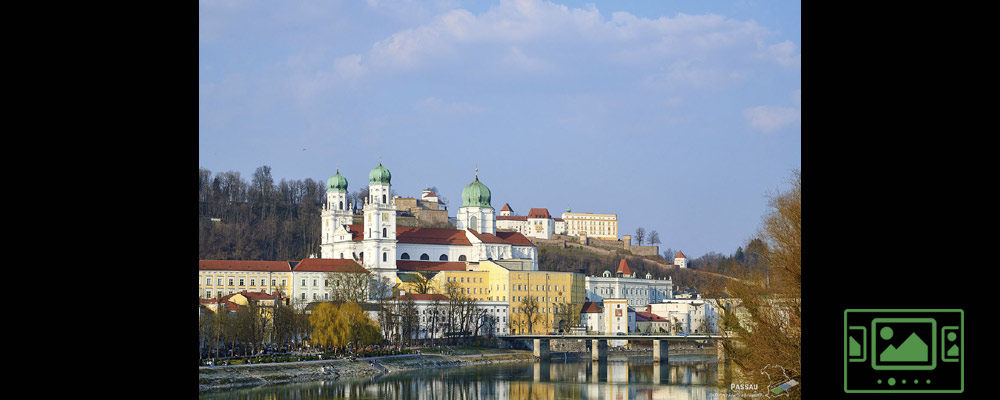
<box><xmin>561</xmin><ymin>210</ymin><xmax>618</xmax><ymax>240</ymax></box>
<box><xmin>495</xmin><ymin>204</ymin><xmax>564</xmax><ymax>239</ymax></box>
<box><xmin>675</xmin><ymin>250</ymin><xmax>687</xmax><ymax>269</ymax></box>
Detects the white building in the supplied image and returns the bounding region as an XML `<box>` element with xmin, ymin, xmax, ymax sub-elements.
<box><xmin>580</xmin><ymin>301</ymin><xmax>603</xmax><ymax>333</ymax></box>
<box><xmin>393</xmin><ymin>293</ymin><xmax>510</xmax><ymax>338</ymax></box>
<box><xmin>648</xmin><ymin>299</ymin><xmax>720</xmax><ymax>334</ymax></box>
<box><xmin>674</xmin><ymin>250</ymin><xmax>688</xmax><ymax>269</ymax></box>
<box><xmin>496</xmin><ymin>204</ymin><xmax>563</xmax><ymax>240</ymax></box>
<box><xmin>320</xmin><ymin>164</ymin><xmax>540</xmax><ymax>287</ymax></box>
<box><xmin>289</xmin><ymin>258</ymin><xmax>370</xmax><ymax>308</ymax></box>
<box><xmin>561</xmin><ymin>211</ymin><xmax>618</xmax><ymax>240</ymax></box>
<box><xmin>585</xmin><ymin>259</ymin><xmax>673</xmax><ymax>307</ymax></box>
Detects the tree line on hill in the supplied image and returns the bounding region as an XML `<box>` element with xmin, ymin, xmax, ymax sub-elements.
<box><xmin>199</xmin><ymin>166</ymin><xmax>325</xmax><ymax>260</ymax></box>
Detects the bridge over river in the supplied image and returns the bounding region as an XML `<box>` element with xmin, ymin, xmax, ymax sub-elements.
<box><xmin>500</xmin><ymin>334</ymin><xmax>729</xmax><ymax>363</ymax></box>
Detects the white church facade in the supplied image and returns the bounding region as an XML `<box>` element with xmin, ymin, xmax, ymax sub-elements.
<box><xmin>319</xmin><ymin>164</ymin><xmax>538</xmax><ymax>291</ymax></box>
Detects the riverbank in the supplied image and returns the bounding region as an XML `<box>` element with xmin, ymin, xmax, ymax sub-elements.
<box><xmin>199</xmin><ymin>349</ymin><xmax>534</xmax><ymax>392</ymax></box>
<box><xmin>199</xmin><ymin>344</ymin><xmax>718</xmax><ymax>392</ymax></box>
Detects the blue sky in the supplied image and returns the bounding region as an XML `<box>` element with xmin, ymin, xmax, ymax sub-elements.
<box><xmin>199</xmin><ymin>0</ymin><xmax>801</xmax><ymax>259</ymax></box>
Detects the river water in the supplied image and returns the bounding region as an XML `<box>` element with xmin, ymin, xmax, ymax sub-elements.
<box><xmin>200</xmin><ymin>354</ymin><xmax>725</xmax><ymax>399</ymax></box>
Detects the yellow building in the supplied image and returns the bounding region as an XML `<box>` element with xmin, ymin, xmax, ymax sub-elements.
<box><xmin>561</xmin><ymin>212</ymin><xmax>618</xmax><ymax>240</ymax></box>
<box><xmin>477</xmin><ymin>261</ymin><xmax>585</xmax><ymax>334</ymax></box>
<box><xmin>199</xmin><ymin>260</ymin><xmax>294</xmax><ymax>300</ymax></box>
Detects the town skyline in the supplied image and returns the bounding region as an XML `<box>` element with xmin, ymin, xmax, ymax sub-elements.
<box><xmin>199</xmin><ymin>0</ymin><xmax>801</xmax><ymax>259</ymax></box>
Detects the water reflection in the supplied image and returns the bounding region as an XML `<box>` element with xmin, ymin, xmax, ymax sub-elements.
<box><xmin>200</xmin><ymin>356</ymin><xmax>723</xmax><ymax>400</ymax></box>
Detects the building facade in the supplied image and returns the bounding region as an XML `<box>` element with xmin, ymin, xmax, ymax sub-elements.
<box><xmin>496</xmin><ymin>205</ymin><xmax>562</xmax><ymax>240</ymax></box>
<box><xmin>561</xmin><ymin>211</ymin><xmax>618</xmax><ymax>240</ymax></box>
<box><xmin>647</xmin><ymin>299</ymin><xmax>720</xmax><ymax>334</ymax></box>
<box><xmin>585</xmin><ymin>259</ymin><xmax>673</xmax><ymax>307</ymax></box>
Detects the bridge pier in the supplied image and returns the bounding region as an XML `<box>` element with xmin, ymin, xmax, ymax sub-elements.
<box><xmin>591</xmin><ymin>339</ymin><xmax>608</xmax><ymax>362</ymax></box>
<box><xmin>533</xmin><ymin>339</ymin><xmax>550</xmax><ymax>360</ymax></box>
<box><xmin>716</xmin><ymin>339</ymin><xmax>731</xmax><ymax>382</ymax></box>
<box><xmin>653</xmin><ymin>339</ymin><xmax>669</xmax><ymax>363</ymax></box>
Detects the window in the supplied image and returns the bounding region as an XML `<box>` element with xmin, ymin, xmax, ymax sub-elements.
<box><xmin>458</xmin><ymin>255</ymin><xmax>467</xmax><ymax>261</ymax></box>
<box><xmin>282</xmin><ymin>279</ymin><xmax>287</xmax><ymax>286</ymax></box>
<box><xmin>382</xmin><ymin>194</ymin><xmax>386</xmax><ymax>203</ymax></box>
<box><xmin>383</xmin><ymin>253</ymin><xmax>387</xmax><ymax>262</ymax></box>
<box><xmin>206</xmin><ymin>290</ymin><xmax>211</xmax><ymax>298</ymax></box>
<box><xmin>229</xmin><ymin>279</ymin><xmax>234</xmax><ymax>286</ymax></box>
<box><xmin>324</xmin><ymin>293</ymin><xmax>329</xmax><ymax>300</ymax></box>
<box><xmin>382</xmin><ymin>228</ymin><xmax>387</xmax><ymax>238</ymax></box>
<box><xmin>239</xmin><ymin>279</ymin><xmax>244</xmax><ymax>286</ymax></box>
<box><xmin>302</xmin><ymin>279</ymin><xmax>306</xmax><ymax>286</ymax></box>
<box><xmin>271</xmin><ymin>279</ymin><xmax>276</xmax><ymax>286</ymax></box>
<box><xmin>301</xmin><ymin>293</ymin><xmax>306</xmax><ymax>300</ymax></box>
<box><xmin>439</xmin><ymin>254</ymin><xmax>448</xmax><ymax>261</ymax></box>
<box><xmin>250</xmin><ymin>279</ymin><xmax>255</xmax><ymax>287</ymax></box>
<box><xmin>313</xmin><ymin>279</ymin><xmax>317</xmax><ymax>286</ymax></box>
<box><xmin>420</xmin><ymin>253</ymin><xmax>429</xmax><ymax>260</ymax></box>
<box><xmin>341</xmin><ymin>253</ymin><xmax>344</xmax><ymax>259</ymax></box>
<box><xmin>324</xmin><ymin>280</ymin><xmax>329</xmax><ymax>287</ymax></box>
<box><xmin>218</xmin><ymin>278</ymin><xmax>223</xmax><ymax>286</ymax></box>
<box><xmin>313</xmin><ymin>293</ymin><xmax>317</xmax><ymax>300</ymax></box>
<box><xmin>206</xmin><ymin>278</ymin><xmax>211</xmax><ymax>286</ymax></box>
<box><xmin>401</xmin><ymin>253</ymin><xmax>410</xmax><ymax>260</ymax></box>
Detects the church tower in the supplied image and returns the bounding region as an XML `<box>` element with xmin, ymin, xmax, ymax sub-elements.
<box><xmin>321</xmin><ymin>169</ymin><xmax>351</xmax><ymax>258</ymax></box>
<box><xmin>363</xmin><ymin>163</ymin><xmax>398</xmax><ymax>285</ymax></box>
<box><xmin>456</xmin><ymin>169</ymin><xmax>495</xmax><ymax>235</ymax></box>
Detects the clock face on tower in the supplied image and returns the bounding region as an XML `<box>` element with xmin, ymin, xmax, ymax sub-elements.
<box><xmin>382</xmin><ymin>213</ymin><xmax>388</xmax><ymax>222</ymax></box>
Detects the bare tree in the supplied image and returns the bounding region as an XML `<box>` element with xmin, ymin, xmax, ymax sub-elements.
<box><xmin>648</xmin><ymin>230</ymin><xmax>661</xmax><ymax>246</ymax></box>
<box><xmin>633</xmin><ymin>227</ymin><xmax>646</xmax><ymax>245</ymax></box>
<box><xmin>515</xmin><ymin>295</ymin><xmax>543</xmax><ymax>334</ymax></box>
<box><xmin>714</xmin><ymin>169</ymin><xmax>801</xmax><ymax>395</ymax></box>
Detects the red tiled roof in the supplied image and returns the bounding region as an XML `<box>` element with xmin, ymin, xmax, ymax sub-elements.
<box><xmin>396</xmin><ymin>261</ymin><xmax>468</xmax><ymax>272</ymax></box>
<box><xmin>467</xmin><ymin>229</ymin><xmax>506</xmax><ymax>244</ymax></box>
<box><xmin>581</xmin><ymin>301</ymin><xmax>602</xmax><ymax>313</ymax></box>
<box><xmin>676</xmin><ymin>250</ymin><xmax>686</xmax><ymax>259</ymax></box>
<box><xmin>397</xmin><ymin>226</ymin><xmax>473</xmax><ymax>245</ymax></box>
<box><xmin>635</xmin><ymin>311</ymin><xmax>668</xmax><ymax>322</ymax></box>
<box><xmin>199</xmin><ymin>260</ymin><xmax>293</xmax><ymax>272</ymax></box>
<box><xmin>617</xmin><ymin>259</ymin><xmax>632</xmax><ymax>275</ymax></box>
<box><xmin>241</xmin><ymin>290</ymin><xmax>282</xmax><ymax>301</ymax></box>
<box><xmin>494</xmin><ymin>231</ymin><xmax>535</xmax><ymax>246</ymax></box>
<box><xmin>553</xmin><ymin>218</ymin><xmax>563</xmax><ymax>222</ymax></box>
<box><xmin>396</xmin><ymin>293</ymin><xmax>450</xmax><ymax>301</ymax></box>
<box><xmin>496</xmin><ymin>215</ymin><xmax>528</xmax><ymax>221</ymax></box>
<box><xmin>527</xmin><ymin>208</ymin><xmax>551</xmax><ymax>219</ymax></box>
<box><xmin>347</xmin><ymin>224</ymin><xmax>365</xmax><ymax>241</ymax></box>
<box><xmin>500</xmin><ymin>203</ymin><xmax>513</xmax><ymax>212</ymax></box>
<box><xmin>425</xmin><ymin>192</ymin><xmax>438</xmax><ymax>198</ymax></box>
<box><xmin>293</xmin><ymin>258</ymin><xmax>368</xmax><ymax>273</ymax></box>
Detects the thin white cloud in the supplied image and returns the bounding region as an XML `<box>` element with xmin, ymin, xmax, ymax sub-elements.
<box><xmin>344</xmin><ymin>0</ymin><xmax>793</xmax><ymax>79</ymax></box>
<box><xmin>743</xmin><ymin>105</ymin><xmax>800</xmax><ymax>133</ymax></box>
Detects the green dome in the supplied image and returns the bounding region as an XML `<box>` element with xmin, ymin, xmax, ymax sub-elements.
<box><xmin>461</xmin><ymin>176</ymin><xmax>492</xmax><ymax>208</ymax></box>
<box><xmin>369</xmin><ymin>163</ymin><xmax>391</xmax><ymax>185</ymax></box>
<box><xmin>327</xmin><ymin>170</ymin><xmax>348</xmax><ymax>192</ymax></box>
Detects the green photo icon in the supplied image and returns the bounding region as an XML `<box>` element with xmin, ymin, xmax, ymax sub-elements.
<box><xmin>844</xmin><ymin>309</ymin><xmax>963</xmax><ymax>394</ymax></box>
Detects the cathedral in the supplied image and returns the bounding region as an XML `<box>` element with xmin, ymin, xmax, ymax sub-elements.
<box><xmin>319</xmin><ymin>163</ymin><xmax>538</xmax><ymax>286</ymax></box>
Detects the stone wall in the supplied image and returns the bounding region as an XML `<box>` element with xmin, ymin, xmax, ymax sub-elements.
<box><xmin>631</xmin><ymin>245</ymin><xmax>660</xmax><ymax>256</ymax></box>
<box><xmin>588</xmin><ymin>238</ymin><xmax>624</xmax><ymax>250</ymax></box>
